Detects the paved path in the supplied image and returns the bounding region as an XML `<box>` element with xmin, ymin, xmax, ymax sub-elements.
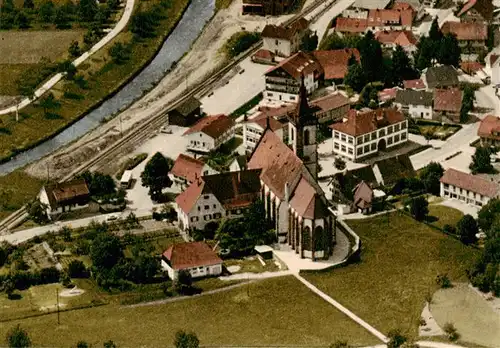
<box><xmin>219</xmin><ymin>270</ymin><xmax>294</xmax><ymax>281</ymax></box>
<box><xmin>0</xmin><ymin>0</ymin><xmax>135</xmax><ymax>115</ymax></box>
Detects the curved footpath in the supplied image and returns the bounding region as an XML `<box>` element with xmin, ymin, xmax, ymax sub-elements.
<box><xmin>0</xmin><ymin>0</ymin><xmax>135</xmax><ymax>116</ymax></box>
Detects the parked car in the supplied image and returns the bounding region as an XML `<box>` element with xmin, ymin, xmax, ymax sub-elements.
<box><xmin>160</xmin><ymin>126</ymin><xmax>172</xmax><ymax>134</ymax></box>
<box><xmin>106</xmin><ymin>214</ymin><xmax>120</xmax><ymax>221</ymax></box>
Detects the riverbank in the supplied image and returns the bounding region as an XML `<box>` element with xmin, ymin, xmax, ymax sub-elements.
<box><xmin>0</xmin><ymin>0</ymin><xmax>191</xmax><ymax>164</ymax></box>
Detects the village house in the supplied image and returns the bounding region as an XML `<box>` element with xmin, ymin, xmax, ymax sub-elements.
<box><xmin>169</xmin><ymin>154</ymin><xmax>219</xmax><ymax>190</ymax></box>
<box><xmin>166</xmin><ymin>97</ymin><xmax>202</xmax><ymax>127</ymax></box>
<box><xmin>175</xmin><ymin>169</ymin><xmax>262</xmax><ymax>231</ymax></box>
<box><xmin>441</xmin><ymin>21</ymin><xmax>487</xmax><ymax>52</ymax></box>
<box><xmin>478</xmin><ymin>115</ymin><xmax>500</xmax><ymax>147</ymax></box>
<box><xmin>456</xmin><ymin>0</ymin><xmax>494</xmax><ymax>23</ymax></box>
<box><xmin>330</xmin><ymin>108</ymin><xmax>408</xmax><ymax>162</ymax></box>
<box><xmin>312</xmin><ymin>49</ymin><xmax>360</xmax><ymax>84</ymax></box>
<box><xmin>344</xmin><ymin>0</ymin><xmax>393</xmax><ymax>15</ymax></box>
<box><xmin>394</xmin><ymin>89</ymin><xmax>434</xmax><ymax>119</ymax></box>
<box><xmin>261</xmin><ymin>18</ymin><xmax>309</xmax><ymax>58</ymax></box>
<box><xmin>39</xmin><ymin>179</ymin><xmax>91</xmax><ymax>219</ymax></box>
<box><xmin>242</xmin><ymin>0</ymin><xmax>298</xmax><ymax>15</ymax></box>
<box><xmin>161</xmin><ymin>242</ymin><xmax>223</xmax><ymax>280</ymax></box>
<box><xmin>440</xmin><ymin>168</ymin><xmax>500</xmax><ymax>207</ymax></box>
<box><xmin>252</xmin><ymin>49</ymin><xmax>276</xmax><ymax>65</ymax></box>
<box><xmin>264</xmin><ymin>51</ymin><xmax>323</xmax><ymax>102</ymax></box>
<box><xmin>374</xmin><ymin>30</ymin><xmax>417</xmax><ymax>54</ymax></box>
<box><xmin>378</xmin><ymin>87</ymin><xmax>400</xmax><ymax>104</ymax></box>
<box><xmin>423</xmin><ymin>65</ymin><xmax>460</xmax><ymax>89</ymax></box>
<box><xmin>311</xmin><ymin>92</ymin><xmax>351</xmax><ymax>123</ymax></box>
<box><xmin>486</xmin><ymin>54</ymin><xmax>500</xmax><ymax>86</ymax></box>
<box><xmin>352</xmin><ymin>181</ymin><xmax>386</xmax><ymax>214</ymax></box>
<box><xmin>403</xmin><ymin>79</ymin><xmax>426</xmax><ymax>90</ymax></box>
<box><xmin>433</xmin><ymin>88</ymin><xmax>464</xmax><ymax>123</ymax></box>
<box><xmin>183</xmin><ymin>114</ymin><xmax>235</xmax><ymax>153</ymax></box>
<box><xmin>243</xmin><ymin>112</ymin><xmax>287</xmax><ymax>153</ymax></box>
<box><xmin>366</xmin><ymin>8</ymin><xmax>414</xmax><ymax>31</ymax></box>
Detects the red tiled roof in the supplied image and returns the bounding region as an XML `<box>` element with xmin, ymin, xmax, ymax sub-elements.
<box><xmin>378</xmin><ymin>87</ymin><xmax>399</xmax><ymax>102</ymax></box>
<box><xmin>330</xmin><ymin>108</ymin><xmax>405</xmax><ymax>136</ymax></box>
<box><xmin>353</xmin><ymin>181</ymin><xmax>373</xmax><ymax>209</ymax></box>
<box><xmin>50</xmin><ymin>179</ymin><xmax>89</xmax><ymax>203</ymax></box>
<box><xmin>248</xmin><ymin>112</ymin><xmax>286</xmax><ymax>131</ymax></box>
<box><xmin>403</xmin><ymin>79</ymin><xmax>425</xmax><ymax>89</ymax></box>
<box><xmin>460</xmin><ymin>61</ymin><xmax>484</xmax><ymax>74</ymax></box>
<box><xmin>289</xmin><ymin>176</ymin><xmax>328</xmax><ymax>219</ymax></box>
<box><xmin>175</xmin><ymin>178</ymin><xmax>204</xmax><ymax>213</ymax></box>
<box><xmin>163</xmin><ymin>242</ymin><xmax>222</xmax><ymax>270</ymax></box>
<box><xmin>311</xmin><ymin>92</ymin><xmax>350</xmax><ymax>111</ymax></box>
<box><xmin>392</xmin><ymin>2</ymin><xmax>414</xmax><ymax>11</ymax></box>
<box><xmin>261</xmin><ymin>18</ymin><xmax>309</xmax><ymax>40</ymax></box>
<box><xmin>441</xmin><ymin>21</ymin><xmax>487</xmax><ymax>41</ymax></box>
<box><xmin>253</xmin><ymin>49</ymin><xmax>275</xmax><ymax>60</ymax></box>
<box><xmin>183</xmin><ymin>114</ymin><xmax>234</xmax><ymax>139</ymax></box>
<box><xmin>335</xmin><ymin>17</ymin><xmax>368</xmax><ymax>33</ymax></box>
<box><xmin>367</xmin><ymin>9</ymin><xmax>413</xmax><ymax>27</ymax></box>
<box><xmin>478</xmin><ymin>115</ymin><xmax>500</xmax><ymax>140</ymax></box>
<box><xmin>375</xmin><ymin>30</ymin><xmax>417</xmax><ymax>47</ymax></box>
<box><xmin>312</xmin><ymin>49</ymin><xmax>360</xmax><ymax>80</ymax></box>
<box><xmin>170</xmin><ymin>154</ymin><xmax>205</xmax><ymax>184</ymax></box>
<box><xmin>440</xmin><ymin>168</ymin><xmax>499</xmax><ymax>198</ymax></box>
<box><xmin>433</xmin><ymin>88</ymin><xmax>463</xmax><ymax>113</ymax></box>
<box><xmin>266</xmin><ymin>51</ymin><xmax>323</xmax><ymax>80</ymax></box>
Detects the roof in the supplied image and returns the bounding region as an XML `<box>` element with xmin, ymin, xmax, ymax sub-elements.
<box><xmin>374</xmin><ymin>30</ymin><xmax>417</xmax><ymax>47</ymax></box>
<box><xmin>433</xmin><ymin>88</ymin><xmax>463</xmax><ymax>113</ymax></box>
<box><xmin>261</xmin><ymin>18</ymin><xmax>309</xmax><ymax>40</ymax></box>
<box><xmin>43</xmin><ymin>179</ymin><xmax>90</xmax><ymax>210</ymax></box>
<box><xmin>266</xmin><ymin>51</ymin><xmax>323</xmax><ymax>80</ymax></box>
<box><xmin>378</xmin><ymin>87</ymin><xmax>399</xmax><ymax>102</ymax></box>
<box><xmin>353</xmin><ymin>181</ymin><xmax>373</xmax><ymax>209</ymax></box>
<box><xmin>367</xmin><ymin>9</ymin><xmax>414</xmax><ymax>27</ymax></box>
<box><xmin>425</xmin><ymin>65</ymin><xmax>459</xmax><ymax>89</ymax></box>
<box><xmin>312</xmin><ymin>49</ymin><xmax>360</xmax><ymax>80</ymax></box>
<box><xmin>392</xmin><ymin>2</ymin><xmax>415</xmax><ymax>11</ymax></box>
<box><xmin>183</xmin><ymin>114</ymin><xmax>234</xmax><ymax>139</ymax></box>
<box><xmin>440</xmin><ymin>168</ymin><xmax>499</xmax><ymax>197</ymax></box>
<box><xmin>289</xmin><ymin>176</ymin><xmax>329</xmax><ymax>219</ymax></box>
<box><xmin>330</xmin><ymin>108</ymin><xmax>405</xmax><ymax>137</ymax></box>
<box><xmin>254</xmin><ymin>245</ymin><xmax>273</xmax><ymax>253</ymax></box>
<box><xmin>247</xmin><ymin>111</ymin><xmax>286</xmax><ymax>131</ymax></box>
<box><xmin>373</xmin><ymin>154</ymin><xmax>415</xmax><ymax>185</ymax></box>
<box><xmin>163</xmin><ymin>242</ymin><xmax>222</xmax><ymax>270</ymax></box>
<box><xmin>311</xmin><ymin>92</ymin><xmax>350</xmax><ymax>112</ymax></box>
<box><xmin>253</xmin><ymin>49</ymin><xmax>275</xmax><ymax>61</ymax></box>
<box><xmin>335</xmin><ymin>17</ymin><xmax>368</xmax><ymax>33</ymax></box>
<box><xmin>353</xmin><ymin>0</ymin><xmax>392</xmax><ymax>9</ymax></box>
<box><xmin>170</xmin><ymin>154</ymin><xmax>206</xmax><ymax>183</ymax></box>
<box><xmin>490</xmin><ymin>54</ymin><xmax>500</xmax><ymax>67</ymax></box>
<box><xmin>120</xmin><ymin>170</ymin><xmax>133</xmax><ymax>183</ymax></box>
<box><xmin>395</xmin><ymin>89</ymin><xmax>433</xmax><ymax>107</ymax></box>
<box><xmin>441</xmin><ymin>21</ymin><xmax>487</xmax><ymax>41</ymax></box>
<box><xmin>456</xmin><ymin>0</ymin><xmax>493</xmax><ymax>21</ymax></box>
<box><xmin>478</xmin><ymin>115</ymin><xmax>500</xmax><ymax>140</ymax></box>
<box><xmin>403</xmin><ymin>79</ymin><xmax>425</xmax><ymax>89</ymax></box>
<box><xmin>175</xmin><ymin>169</ymin><xmax>262</xmax><ymax>213</ymax></box>
<box><xmin>173</xmin><ymin>97</ymin><xmax>201</xmax><ymax>117</ymax></box>
<box><xmin>460</xmin><ymin>61</ymin><xmax>485</xmax><ymax>74</ymax></box>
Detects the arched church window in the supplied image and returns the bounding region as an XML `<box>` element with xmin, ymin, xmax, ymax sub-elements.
<box><xmin>304</xmin><ymin>129</ymin><xmax>310</xmax><ymax>145</ymax></box>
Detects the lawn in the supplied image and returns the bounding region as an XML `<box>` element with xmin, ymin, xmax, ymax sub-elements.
<box><xmin>0</xmin><ymin>276</ymin><xmax>380</xmax><ymax>347</ymax></box>
<box><xmin>0</xmin><ymin>170</ymin><xmax>44</xmax><ymax>221</ymax></box>
<box><xmin>0</xmin><ymin>0</ymin><xmax>190</xmax><ymax>162</ymax></box>
<box><xmin>427</xmin><ymin>204</ymin><xmax>464</xmax><ymax>230</ymax></box>
<box><xmin>123</xmin><ymin>234</ymin><xmax>185</xmax><ymax>258</ymax></box>
<box><xmin>225</xmin><ymin>256</ymin><xmax>282</xmax><ymax>273</ymax></box>
<box><xmin>215</xmin><ymin>0</ymin><xmax>233</xmax><ymax>10</ymax></box>
<box><xmin>302</xmin><ymin>212</ymin><xmax>480</xmax><ymax>338</ymax></box>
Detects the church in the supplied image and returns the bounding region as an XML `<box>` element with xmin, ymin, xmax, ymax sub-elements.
<box><xmin>246</xmin><ymin>77</ymin><xmax>336</xmax><ymax>260</ymax></box>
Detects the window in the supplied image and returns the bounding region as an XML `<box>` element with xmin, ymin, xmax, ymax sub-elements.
<box><xmin>304</xmin><ymin>129</ymin><xmax>310</xmax><ymax>145</ymax></box>
<box><xmin>358</xmin><ymin>136</ymin><xmax>364</xmax><ymax>144</ymax></box>
<box><xmin>387</xmin><ymin>126</ymin><xmax>393</xmax><ymax>134</ymax></box>
<box><xmin>190</xmin><ymin>216</ymin><xmax>199</xmax><ymax>222</ymax></box>
<box><xmin>395</xmin><ymin>123</ymin><xmax>400</xmax><ymax>132</ymax></box>
<box><xmin>357</xmin><ymin>147</ymin><xmax>363</xmax><ymax>155</ymax></box>
<box><xmin>334</xmin><ymin>132</ymin><xmax>339</xmax><ymax>139</ymax></box>
<box><xmin>401</xmin><ymin>121</ymin><xmax>407</xmax><ymax>129</ymax></box>
<box><xmin>275</xmin><ymin>39</ymin><xmax>279</xmax><ymax>45</ymax></box>
<box><xmin>348</xmin><ymin>137</ymin><xmax>353</xmax><ymax>144</ymax></box>
<box><xmin>204</xmin><ymin>195</ymin><xmax>209</xmax><ymax>199</ymax></box>
<box><xmin>379</xmin><ymin>129</ymin><xmax>385</xmax><ymax>137</ymax></box>
<box><xmin>204</xmin><ymin>205</ymin><xmax>209</xmax><ymax>210</ymax></box>
<box><xmin>364</xmin><ymin>134</ymin><xmax>370</xmax><ymax>142</ymax></box>
<box><xmin>267</xmin><ymin>93</ymin><xmax>273</xmax><ymax>97</ymax></box>
<box><xmin>197</xmin><ymin>207</ymin><xmax>200</xmax><ymax>211</ymax></box>
<box><xmin>348</xmin><ymin>148</ymin><xmax>353</xmax><ymax>155</ymax></box>
<box><xmin>290</xmin><ymin>96</ymin><xmax>295</xmax><ymax>100</ymax></box>
<box><xmin>387</xmin><ymin>136</ymin><xmax>393</xmax><ymax>145</ymax></box>
<box><xmin>371</xmin><ymin>142</ymin><xmax>376</xmax><ymax>150</ymax></box>
<box><xmin>341</xmin><ymin>134</ymin><xmax>346</xmax><ymax>142</ymax></box>
<box><xmin>202</xmin><ymin>142</ymin><xmax>206</xmax><ymax>147</ymax></box>
<box><xmin>291</xmin><ymin>128</ymin><xmax>295</xmax><ymax>141</ymax></box>
<box><xmin>213</xmin><ymin>204</ymin><xmax>216</xmax><ymax>208</ymax></box>
<box><xmin>394</xmin><ymin>134</ymin><xmax>400</xmax><ymax>142</ymax></box>
<box><xmin>341</xmin><ymin>145</ymin><xmax>346</xmax><ymax>152</ymax></box>
<box><xmin>444</xmin><ymin>184</ymin><xmax>449</xmax><ymax>189</ymax></box>
<box><xmin>364</xmin><ymin>145</ymin><xmax>369</xmax><ymax>152</ymax></box>
<box><xmin>334</xmin><ymin>142</ymin><xmax>340</xmax><ymax>150</ymax></box>
<box><xmin>401</xmin><ymin>132</ymin><xmax>406</xmax><ymax>140</ymax></box>
<box><xmin>204</xmin><ymin>215</ymin><xmax>211</xmax><ymax>221</ymax></box>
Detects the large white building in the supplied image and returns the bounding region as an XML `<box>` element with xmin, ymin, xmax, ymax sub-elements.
<box><xmin>440</xmin><ymin>168</ymin><xmax>500</xmax><ymax>207</ymax></box>
<box><xmin>261</xmin><ymin>18</ymin><xmax>309</xmax><ymax>57</ymax></box>
<box><xmin>330</xmin><ymin>108</ymin><xmax>408</xmax><ymax>162</ymax></box>
<box><xmin>394</xmin><ymin>89</ymin><xmax>434</xmax><ymax>119</ymax></box>
<box><xmin>183</xmin><ymin>114</ymin><xmax>235</xmax><ymax>153</ymax></box>
<box><xmin>264</xmin><ymin>51</ymin><xmax>323</xmax><ymax>102</ymax></box>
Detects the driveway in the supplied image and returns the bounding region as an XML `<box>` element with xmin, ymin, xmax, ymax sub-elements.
<box><xmin>439</xmin><ymin>199</ymin><xmax>479</xmax><ymax>218</ymax></box>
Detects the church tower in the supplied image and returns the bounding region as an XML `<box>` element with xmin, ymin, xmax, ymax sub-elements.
<box><xmin>288</xmin><ymin>75</ymin><xmax>318</xmax><ymax>178</ymax></box>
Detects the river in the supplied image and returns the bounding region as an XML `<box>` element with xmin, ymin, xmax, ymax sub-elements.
<box><xmin>0</xmin><ymin>0</ymin><xmax>215</xmax><ymax>175</ymax></box>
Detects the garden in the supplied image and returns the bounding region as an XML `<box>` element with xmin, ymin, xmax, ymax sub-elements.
<box><xmin>408</xmin><ymin>119</ymin><xmax>462</xmax><ymax>141</ymax></box>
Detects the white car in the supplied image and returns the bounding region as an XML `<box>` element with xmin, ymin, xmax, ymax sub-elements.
<box><xmin>160</xmin><ymin>126</ymin><xmax>172</xmax><ymax>134</ymax></box>
<box><xmin>106</xmin><ymin>214</ymin><xmax>120</xmax><ymax>222</ymax></box>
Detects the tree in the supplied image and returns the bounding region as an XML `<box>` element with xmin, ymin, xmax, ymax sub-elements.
<box><xmin>39</xmin><ymin>0</ymin><xmax>55</xmax><ymax>23</ymax></box>
<box><xmin>419</xmin><ymin>162</ymin><xmax>444</xmax><ymax>195</ymax></box>
<box><xmin>108</xmin><ymin>42</ymin><xmax>131</xmax><ymax>64</ymax></box>
<box><xmin>470</xmin><ymin>146</ymin><xmax>494</xmax><ymax>174</ymax></box>
<box><xmin>103</xmin><ymin>340</ymin><xmax>117</xmax><ymax>348</ymax></box>
<box><xmin>334</xmin><ymin>157</ymin><xmax>346</xmax><ymax>170</ymax></box>
<box><xmin>54</xmin><ymin>6</ymin><xmax>71</xmax><ymax>29</ymax></box>
<box><xmin>23</xmin><ymin>0</ymin><xmax>34</xmax><ymax>9</ymax></box>
<box><xmin>457</xmin><ymin>214</ymin><xmax>478</xmax><ymax>244</ymax></box>
<box><xmin>359</xmin><ymin>82</ymin><xmax>381</xmax><ymax>107</ymax></box>
<box><xmin>78</xmin><ymin>0</ymin><xmax>98</xmax><ymax>22</ymax></box>
<box><xmin>215</xmin><ymin>218</ymin><xmax>254</xmax><ymax>256</ymax></box>
<box><xmin>26</xmin><ymin>199</ymin><xmax>49</xmax><ymax>224</ymax></box>
<box><xmin>130</xmin><ymin>11</ymin><xmax>159</xmax><ymax>39</ymax></box>
<box><xmin>76</xmin><ymin>341</ymin><xmax>89</xmax><ymax>348</ymax></box>
<box><xmin>6</xmin><ymin>325</ymin><xmax>31</xmax><ymax>348</ymax></box>
<box><xmin>174</xmin><ymin>330</ymin><xmax>199</xmax><ymax>348</ymax></box>
<box><xmin>140</xmin><ymin>152</ymin><xmax>173</xmax><ymax>201</ymax></box>
<box><xmin>437</xmin><ymin>34</ymin><xmax>461</xmax><ymax>67</ymax></box>
<box><xmin>429</xmin><ymin>17</ymin><xmax>442</xmax><ymax>43</ymax></box>
<box><xmin>173</xmin><ymin>270</ymin><xmax>193</xmax><ymax>294</ymax></box>
<box><xmin>58</xmin><ymin>60</ymin><xmax>77</xmax><ymax>80</ymax></box>
<box><xmin>330</xmin><ymin>341</ymin><xmax>351</xmax><ymax>348</ymax></box>
<box><xmin>300</xmin><ymin>31</ymin><xmax>318</xmax><ymax>52</ymax></box>
<box><xmin>387</xmin><ymin>329</ymin><xmax>407</xmax><ymax>348</ymax></box>
<box><xmin>2</xmin><ymin>278</ymin><xmax>15</xmax><ymax>299</ymax></box>
<box><xmin>478</xmin><ymin>198</ymin><xmax>500</xmax><ymax>232</ymax></box>
<box><xmin>460</xmin><ymin>85</ymin><xmax>475</xmax><ymax>123</ymax></box>
<box><xmin>78</xmin><ymin>170</ymin><xmax>116</xmax><ymax>197</ymax></box>
<box><xmin>68</xmin><ymin>41</ymin><xmax>81</xmax><ymax>58</ymax></box>
<box><xmin>409</xmin><ymin>196</ymin><xmax>428</xmax><ymax>221</ymax></box>
<box><xmin>391</xmin><ymin>45</ymin><xmax>417</xmax><ymax>85</ymax></box>
<box><xmin>38</xmin><ymin>92</ymin><xmax>61</xmax><ymax>117</ymax></box>
<box><xmin>244</xmin><ymin>199</ymin><xmax>274</xmax><ymax>245</ymax></box>
<box><xmin>68</xmin><ymin>260</ymin><xmax>88</xmax><ymax>278</ymax></box>
<box><xmin>357</xmin><ymin>30</ymin><xmax>383</xmax><ymax>83</ymax></box>
<box><xmin>15</xmin><ymin>11</ymin><xmax>31</xmax><ymax>29</ymax></box>
<box><xmin>90</xmin><ymin>233</ymin><xmax>123</xmax><ymax>271</ymax></box>
<box><xmin>343</xmin><ymin>63</ymin><xmax>366</xmax><ymax>93</ymax></box>
<box><xmin>414</xmin><ymin>37</ymin><xmax>434</xmax><ymax>71</ymax></box>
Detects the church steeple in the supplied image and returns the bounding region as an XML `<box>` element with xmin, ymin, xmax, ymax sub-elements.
<box><xmin>291</xmin><ymin>74</ymin><xmax>316</xmax><ymax>126</ymax></box>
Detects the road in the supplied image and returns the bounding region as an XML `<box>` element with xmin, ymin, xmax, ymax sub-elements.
<box><xmin>309</xmin><ymin>0</ymin><xmax>354</xmax><ymax>41</ymax></box>
<box><xmin>0</xmin><ymin>0</ymin><xmax>135</xmax><ymax>115</ymax></box>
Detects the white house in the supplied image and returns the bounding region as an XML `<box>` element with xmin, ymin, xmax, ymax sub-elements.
<box><xmin>161</xmin><ymin>242</ymin><xmax>223</xmax><ymax>280</ymax></box>
<box><xmin>394</xmin><ymin>89</ymin><xmax>434</xmax><ymax>119</ymax></box>
<box><xmin>39</xmin><ymin>179</ymin><xmax>91</xmax><ymax>219</ymax></box>
<box><xmin>330</xmin><ymin>108</ymin><xmax>408</xmax><ymax>162</ymax></box>
<box><xmin>175</xmin><ymin>169</ymin><xmax>262</xmax><ymax>231</ymax></box>
<box><xmin>440</xmin><ymin>168</ymin><xmax>500</xmax><ymax>207</ymax></box>
<box><xmin>183</xmin><ymin>114</ymin><xmax>235</xmax><ymax>153</ymax></box>
<box><xmin>264</xmin><ymin>51</ymin><xmax>323</xmax><ymax>102</ymax></box>
<box><xmin>261</xmin><ymin>18</ymin><xmax>309</xmax><ymax>57</ymax></box>
<box><xmin>169</xmin><ymin>153</ymin><xmax>218</xmax><ymax>190</ymax></box>
<box><xmin>243</xmin><ymin>111</ymin><xmax>287</xmax><ymax>153</ymax></box>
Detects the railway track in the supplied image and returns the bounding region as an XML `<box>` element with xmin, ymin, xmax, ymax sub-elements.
<box><xmin>0</xmin><ymin>0</ymin><xmax>337</xmax><ymax>234</ymax></box>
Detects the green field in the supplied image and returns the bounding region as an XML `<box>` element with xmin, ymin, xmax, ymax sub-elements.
<box><xmin>0</xmin><ymin>276</ymin><xmax>380</xmax><ymax>347</ymax></box>
<box><xmin>303</xmin><ymin>212</ymin><xmax>479</xmax><ymax>338</ymax></box>
<box><xmin>427</xmin><ymin>204</ymin><xmax>464</xmax><ymax>230</ymax></box>
<box><xmin>0</xmin><ymin>170</ymin><xmax>44</xmax><ymax>221</ymax></box>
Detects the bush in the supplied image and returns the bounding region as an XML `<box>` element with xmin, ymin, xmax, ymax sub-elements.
<box><xmin>442</xmin><ymin>224</ymin><xmax>456</xmax><ymax>235</ymax></box>
<box><xmin>436</xmin><ymin>273</ymin><xmax>452</xmax><ymax>288</ymax></box>
<box><xmin>443</xmin><ymin>322</ymin><xmax>460</xmax><ymax>341</ymax></box>
<box><xmin>67</xmin><ymin>260</ymin><xmax>89</xmax><ymax>278</ymax></box>
<box><xmin>387</xmin><ymin>329</ymin><xmax>407</xmax><ymax>348</ymax></box>
<box><xmin>223</xmin><ymin>31</ymin><xmax>260</xmax><ymax>58</ymax></box>
<box><xmin>6</xmin><ymin>325</ymin><xmax>31</xmax><ymax>348</ymax></box>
